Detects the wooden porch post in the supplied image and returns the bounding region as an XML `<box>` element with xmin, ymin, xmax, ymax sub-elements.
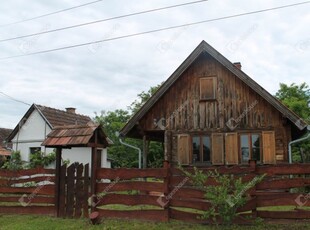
<box><xmin>143</xmin><ymin>135</ymin><xmax>149</xmax><ymax>168</ymax></box>
<box><xmin>54</xmin><ymin>147</ymin><xmax>62</xmax><ymax>217</ymax></box>
<box><xmin>249</xmin><ymin>160</ymin><xmax>257</xmax><ymax>218</ymax></box>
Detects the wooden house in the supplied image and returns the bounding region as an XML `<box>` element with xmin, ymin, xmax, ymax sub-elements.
<box><xmin>120</xmin><ymin>41</ymin><xmax>308</xmax><ymax>166</ymax></box>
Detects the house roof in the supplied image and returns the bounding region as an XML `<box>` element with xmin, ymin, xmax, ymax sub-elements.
<box><xmin>7</xmin><ymin>104</ymin><xmax>93</xmax><ymax>142</ymax></box>
<box><xmin>121</xmin><ymin>40</ymin><xmax>307</xmax><ymax>136</ymax></box>
<box><xmin>42</xmin><ymin>124</ymin><xmax>112</xmax><ymax>148</ymax></box>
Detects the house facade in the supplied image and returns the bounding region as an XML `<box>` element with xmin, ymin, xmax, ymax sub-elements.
<box><xmin>121</xmin><ymin>41</ymin><xmax>308</xmax><ymax>167</ymax></box>
<box><xmin>7</xmin><ymin>104</ymin><xmax>111</xmax><ymax>168</ymax></box>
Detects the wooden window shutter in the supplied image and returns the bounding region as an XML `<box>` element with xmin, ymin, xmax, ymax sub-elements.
<box><xmin>200</xmin><ymin>77</ymin><xmax>217</xmax><ymax>100</ymax></box>
<box><xmin>225</xmin><ymin>133</ymin><xmax>238</xmax><ymax>165</ymax></box>
<box><xmin>262</xmin><ymin>131</ymin><xmax>276</xmax><ymax>164</ymax></box>
<box><xmin>211</xmin><ymin>133</ymin><xmax>224</xmax><ymax>165</ymax></box>
<box><xmin>177</xmin><ymin>134</ymin><xmax>190</xmax><ymax>165</ymax></box>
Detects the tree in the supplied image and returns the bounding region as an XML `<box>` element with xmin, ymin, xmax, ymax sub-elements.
<box><xmin>275</xmin><ymin>82</ymin><xmax>310</xmax><ymax>162</ymax></box>
<box><xmin>128</xmin><ymin>83</ymin><xmax>163</xmax><ymax>114</ymax></box>
<box><xmin>94</xmin><ymin>83</ymin><xmax>165</xmax><ymax>168</ymax></box>
<box><xmin>275</xmin><ymin>82</ymin><xmax>310</xmax><ymax>120</ymax></box>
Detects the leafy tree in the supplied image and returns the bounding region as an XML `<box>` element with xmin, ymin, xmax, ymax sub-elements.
<box><xmin>275</xmin><ymin>82</ymin><xmax>310</xmax><ymax>120</ymax></box>
<box><xmin>1</xmin><ymin>151</ymin><xmax>24</xmax><ymax>170</ymax></box>
<box><xmin>94</xmin><ymin>110</ymin><xmax>140</xmax><ymax>168</ymax></box>
<box><xmin>128</xmin><ymin>83</ymin><xmax>163</xmax><ymax>114</ymax></box>
<box><xmin>94</xmin><ymin>83</ymin><xmax>165</xmax><ymax>168</ymax></box>
<box><xmin>275</xmin><ymin>82</ymin><xmax>310</xmax><ymax>162</ymax></box>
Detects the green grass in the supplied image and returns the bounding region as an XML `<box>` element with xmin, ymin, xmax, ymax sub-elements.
<box><xmin>1</xmin><ymin>214</ymin><xmax>310</xmax><ymax>230</ymax></box>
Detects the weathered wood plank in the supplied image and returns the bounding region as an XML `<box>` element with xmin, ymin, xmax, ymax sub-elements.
<box><xmin>0</xmin><ymin>185</ymin><xmax>55</xmax><ymax>195</ymax></box>
<box><xmin>74</xmin><ymin>164</ymin><xmax>83</xmax><ymax>218</ymax></box>
<box><xmin>0</xmin><ymin>206</ymin><xmax>55</xmax><ymax>215</ymax></box>
<box><xmin>257</xmin><ymin>210</ymin><xmax>310</xmax><ymax>219</ymax></box>
<box><xmin>96</xmin><ymin>194</ymin><xmax>162</xmax><ymax>207</ymax></box>
<box><xmin>257</xmin><ymin>178</ymin><xmax>310</xmax><ymax>190</ymax></box>
<box><xmin>96</xmin><ymin>181</ymin><xmax>165</xmax><ymax>193</ymax></box>
<box><xmin>96</xmin><ymin>168</ymin><xmax>167</xmax><ymax>180</ymax></box>
<box><xmin>0</xmin><ymin>168</ymin><xmax>55</xmax><ymax>177</ymax></box>
<box><xmin>83</xmin><ymin>164</ymin><xmax>90</xmax><ymax>218</ymax></box>
<box><xmin>0</xmin><ymin>195</ymin><xmax>54</xmax><ymax>204</ymax></box>
<box><xmin>58</xmin><ymin>164</ymin><xmax>67</xmax><ymax>217</ymax></box>
<box><xmin>96</xmin><ymin>209</ymin><xmax>168</xmax><ymax>222</ymax></box>
<box><xmin>256</xmin><ymin>164</ymin><xmax>310</xmax><ymax>175</ymax></box>
<box><xmin>66</xmin><ymin>164</ymin><xmax>76</xmax><ymax>218</ymax></box>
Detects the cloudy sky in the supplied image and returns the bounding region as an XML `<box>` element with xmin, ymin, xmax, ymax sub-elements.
<box><xmin>0</xmin><ymin>0</ymin><xmax>309</xmax><ymax>129</ymax></box>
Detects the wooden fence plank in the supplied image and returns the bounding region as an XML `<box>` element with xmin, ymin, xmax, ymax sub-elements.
<box><xmin>256</xmin><ymin>193</ymin><xmax>310</xmax><ymax>207</ymax></box>
<box><xmin>0</xmin><ymin>168</ymin><xmax>55</xmax><ymax>177</ymax></box>
<box><xmin>96</xmin><ymin>168</ymin><xmax>167</xmax><ymax>180</ymax></box>
<box><xmin>0</xmin><ymin>195</ymin><xmax>54</xmax><ymax>204</ymax></box>
<box><xmin>74</xmin><ymin>164</ymin><xmax>83</xmax><ymax>218</ymax></box>
<box><xmin>66</xmin><ymin>164</ymin><xmax>76</xmax><ymax>218</ymax></box>
<box><xmin>96</xmin><ymin>194</ymin><xmax>162</xmax><ymax>207</ymax></box>
<box><xmin>83</xmin><ymin>164</ymin><xmax>89</xmax><ymax>218</ymax></box>
<box><xmin>257</xmin><ymin>178</ymin><xmax>310</xmax><ymax>190</ymax></box>
<box><xmin>96</xmin><ymin>209</ymin><xmax>168</xmax><ymax>222</ymax></box>
<box><xmin>0</xmin><ymin>185</ymin><xmax>55</xmax><ymax>195</ymax></box>
<box><xmin>256</xmin><ymin>164</ymin><xmax>310</xmax><ymax>175</ymax></box>
<box><xmin>6</xmin><ymin>176</ymin><xmax>55</xmax><ymax>185</ymax></box>
<box><xmin>58</xmin><ymin>164</ymin><xmax>67</xmax><ymax>217</ymax></box>
<box><xmin>257</xmin><ymin>210</ymin><xmax>310</xmax><ymax>219</ymax></box>
<box><xmin>96</xmin><ymin>181</ymin><xmax>165</xmax><ymax>193</ymax></box>
<box><xmin>0</xmin><ymin>206</ymin><xmax>55</xmax><ymax>215</ymax></box>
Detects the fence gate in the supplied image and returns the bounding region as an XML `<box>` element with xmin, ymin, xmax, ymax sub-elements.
<box><xmin>56</xmin><ymin>163</ymin><xmax>89</xmax><ymax>218</ymax></box>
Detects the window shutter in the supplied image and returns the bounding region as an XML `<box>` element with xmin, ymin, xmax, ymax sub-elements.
<box><xmin>177</xmin><ymin>134</ymin><xmax>190</xmax><ymax>165</ymax></box>
<box><xmin>200</xmin><ymin>77</ymin><xmax>217</xmax><ymax>100</ymax></box>
<box><xmin>262</xmin><ymin>131</ymin><xmax>276</xmax><ymax>164</ymax></box>
<box><xmin>211</xmin><ymin>133</ymin><xmax>224</xmax><ymax>165</ymax></box>
<box><xmin>225</xmin><ymin>133</ymin><xmax>238</xmax><ymax>165</ymax></box>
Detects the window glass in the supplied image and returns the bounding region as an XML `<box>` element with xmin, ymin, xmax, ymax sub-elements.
<box><xmin>30</xmin><ymin>147</ymin><xmax>41</xmax><ymax>154</ymax></box>
<box><xmin>252</xmin><ymin>134</ymin><xmax>260</xmax><ymax>161</ymax></box>
<box><xmin>192</xmin><ymin>136</ymin><xmax>200</xmax><ymax>163</ymax></box>
<box><xmin>202</xmin><ymin>136</ymin><xmax>211</xmax><ymax>162</ymax></box>
<box><xmin>240</xmin><ymin>135</ymin><xmax>249</xmax><ymax>163</ymax></box>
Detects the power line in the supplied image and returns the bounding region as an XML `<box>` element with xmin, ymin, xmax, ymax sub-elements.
<box><xmin>0</xmin><ymin>0</ymin><xmax>208</xmax><ymax>43</ymax></box>
<box><xmin>1</xmin><ymin>1</ymin><xmax>309</xmax><ymax>60</ymax></box>
<box><xmin>0</xmin><ymin>92</ymin><xmax>31</xmax><ymax>106</ymax></box>
<box><xmin>0</xmin><ymin>0</ymin><xmax>104</xmax><ymax>27</ymax></box>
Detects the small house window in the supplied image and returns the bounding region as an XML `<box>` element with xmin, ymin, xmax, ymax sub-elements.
<box><xmin>30</xmin><ymin>147</ymin><xmax>41</xmax><ymax>154</ymax></box>
<box><xmin>200</xmin><ymin>77</ymin><xmax>217</xmax><ymax>100</ymax></box>
<box><xmin>240</xmin><ymin>134</ymin><xmax>261</xmax><ymax>163</ymax></box>
<box><xmin>192</xmin><ymin>136</ymin><xmax>211</xmax><ymax>163</ymax></box>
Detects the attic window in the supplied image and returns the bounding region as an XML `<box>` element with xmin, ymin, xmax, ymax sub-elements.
<box><xmin>200</xmin><ymin>77</ymin><xmax>217</xmax><ymax>100</ymax></box>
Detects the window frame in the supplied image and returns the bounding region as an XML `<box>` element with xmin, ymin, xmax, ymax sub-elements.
<box><xmin>239</xmin><ymin>133</ymin><xmax>262</xmax><ymax>164</ymax></box>
<box><xmin>191</xmin><ymin>135</ymin><xmax>211</xmax><ymax>164</ymax></box>
<box><xmin>199</xmin><ymin>76</ymin><xmax>217</xmax><ymax>101</ymax></box>
<box><xmin>29</xmin><ymin>147</ymin><xmax>41</xmax><ymax>154</ymax></box>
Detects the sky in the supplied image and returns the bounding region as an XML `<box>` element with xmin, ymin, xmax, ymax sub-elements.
<box><xmin>0</xmin><ymin>0</ymin><xmax>309</xmax><ymax>129</ymax></box>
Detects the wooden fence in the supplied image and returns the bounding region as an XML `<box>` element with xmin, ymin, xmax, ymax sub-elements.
<box><xmin>94</xmin><ymin>161</ymin><xmax>310</xmax><ymax>223</ymax></box>
<box><xmin>0</xmin><ymin>167</ymin><xmax>56</xmax><ymax>215</ymax></box>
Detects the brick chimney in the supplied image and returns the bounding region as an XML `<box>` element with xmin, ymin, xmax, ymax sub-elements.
<box><xmin>65</xmin><ymin>107</ymin><xmax>76</xmax><ymax>114</ymax></box>
<box><xmin>233</xmin><ymin>62</ymin><xmax>242</xmax><ymax>70</ymax></box>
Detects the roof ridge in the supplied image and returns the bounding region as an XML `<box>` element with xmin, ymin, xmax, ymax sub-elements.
<box><xmin>35</xmin><ymin>104</ymin><xmax>91</xmax><ymax>118</ymax></box>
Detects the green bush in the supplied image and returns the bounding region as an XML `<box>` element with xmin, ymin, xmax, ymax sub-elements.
<box><xmin>1</xmin><ymin>151</ymin><xmax>24</xmax><ymax>170</ymax></box>
<box><xmin>181</xmin><ymin>167</ymin><xmax>265</xmax><ymax>225</ymax></box>
<box><xmin>28</xmin><ymin>151</ymin><xmax>56</xmax><ymax>168</ymax></box>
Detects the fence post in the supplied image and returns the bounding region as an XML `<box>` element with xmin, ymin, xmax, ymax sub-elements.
<box><xmin>54</xmin><ymin>147</ymin><xmax>62</xmax><ymax>217</ymax></box>
<box><xmin>249</xmin><ymin>160</ymin><xmax>257</xmax><ymax>218</ymax></box>
<box><xmin>163</xmin><ymin>160</ymin><xmax>170</xmax><ymax>222</ymax></box>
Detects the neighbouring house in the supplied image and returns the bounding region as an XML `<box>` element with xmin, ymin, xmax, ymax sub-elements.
<box><xmin>120</xmin><ymin>40</ymin><xmax>308</xmax><ymax>167</ymax></box>
<box><xmin>0</xmin><ymin>128</ymin><xmax>12</xmax><ymax>157</ymax></box>
<box><xmin>7</xmin><ymin>104</ymin><xmax>111</xmax><ymax>168</ymax></box>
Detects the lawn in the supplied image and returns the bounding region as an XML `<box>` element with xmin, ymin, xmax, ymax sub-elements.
<box><xmin>1</xmin><ymin>215</ymin><xmax>310</xmax><ymax>230</ymax></box>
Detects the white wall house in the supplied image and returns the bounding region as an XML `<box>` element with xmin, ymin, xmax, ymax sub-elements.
<box><xmin>8</xmin><ymin>104</ymin><xmax>111</xmax><ymax>169</ymax></box>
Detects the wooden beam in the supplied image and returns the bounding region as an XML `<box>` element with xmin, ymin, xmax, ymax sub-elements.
<box><xmin>143</xmin><ymin>136</ymin><xmax>148</xmax><ymax>168</ymax></box>
<box><xmin>90</xmin><ymin>129</ymin><xmax>98</xmax><ymax>212</ymax></box>
<box><xmin>54</xmin><ymin>147</ymin><xmax>62</xmax><ymax>217</ymax></box>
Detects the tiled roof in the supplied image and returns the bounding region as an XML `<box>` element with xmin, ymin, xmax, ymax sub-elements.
<box><xmin>42</xmin><ymin>124</ymin><xmax>111</xmax><ymax>148</ymax></box>
<box><xmin>36</xmin><ymin>105</ymin><xmax>92</xmax><ymax>127</ymax></box>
